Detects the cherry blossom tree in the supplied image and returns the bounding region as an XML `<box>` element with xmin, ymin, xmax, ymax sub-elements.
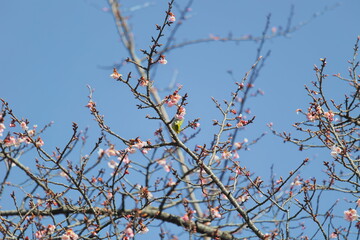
<box><xmin>0</xmin><ymin>1</ymin><xmax>359</xmax><ymax>240</ymax></box>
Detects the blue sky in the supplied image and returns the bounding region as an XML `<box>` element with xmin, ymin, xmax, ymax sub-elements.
<box><xmin>2</xmin><ymin>0</ymin><xmax>357</xmax><ymax>173</ymax></box>
<box><xmin>1</xmin><ymin>0</ymin><xmax>359</xmax><ymax>238</ymax></box>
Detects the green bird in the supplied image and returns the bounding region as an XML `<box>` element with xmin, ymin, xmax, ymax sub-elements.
<box><xmin>171</xmin><ymin>119</ymin><xmax>184</xmax><ymax>134</ymax></box>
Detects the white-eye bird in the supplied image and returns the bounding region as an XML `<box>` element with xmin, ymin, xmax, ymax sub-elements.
<box><xmin>171</xmin><ymin>119</ymin><xmax>184</xmax><ymax>134</ymax></box>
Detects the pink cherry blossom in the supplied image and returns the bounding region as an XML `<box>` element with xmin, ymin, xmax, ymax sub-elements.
<box><xmin>139</xmin><ymin>226</ymin><xmax>149</xmax><ymax>234</ymax></box>
<box><xmin>61</xmin><ymin>229</ymin><xmax>78</xmax><ymax>240</ymax></box>
<box><xmin>47</xmin><ymin>224</ymin><xmax>55</xmax><ymax>234</ymax></box>
<box><xmin>133</xmin><ymin>140</ymin><xmax>147</xmax><ymax>149</ymax></box>
<box><xmin>4</xmin><ymin>136</ymin><xmax>16</xmax><ymax>146</ymax></box>
<box><xmin>35</xmin><ymin>137</ymin><xmax>44</xmax><ymax>148</ymax></box>
<box><xmin>330</xmin><ymin>145</ymin><xmax>341</xmax><ymax>157</ymax></box>
<box><xmin>20</xmin><ymin>121</ymin><xmax>28</xmax><ymax>131</ymax></box>
<box><xmin>167</xmin><ymin>178</ymin><xmax>176</xmax><ymax>186</ymax></box>
<box><xmin>210</xmin><ymin>207</ymin><xmax>222</xmax><ymax>218</ymax></box>
<box><xmin>110</xmin><ymin>68</ymin><xmax>122</xmax><ymax>79</ymax></box>
<box><xmin>168</xmin><ymin>12</ymin><xmax>176</xmax><ymax>22</ymax></box>
<box><xmin>118</xmin><ymin>153</ymin><xmax>130</xmax><ymax>164</ymax></box>
<box><xmin>329</xmin><ymin>232</ymin><xmax>338</xmax><ymax>238</ymax></box>
<box><xmin>306</xmin><ymin>112</ymin><xmax>316</xmax><ymax>122</ymax></box>
<box><xmin>126</xmin><ymin>147</ymin><xmax>136</xmax><ymax>154</ymax></box>
<box><xmin>108</xmin><ymin>160</ymin><xmax>118</xmax><ymax>169</ymax></box>
<box><xmin>27</xmin><ymin>128</ymin><xmax>36</xmax><ymax>137</ymax></box>
<box><xmin>291</xmin><ymin>180</ymin><xmax>302</xmax><ymax>186</ymax></box>
<box><xmin>221</xmin><ymin>150</ymin><xmax>232</xmax><ymax>159</ymax></box>
<box><xmin>324</xmin><ymin>111</ymin><xmax>334</xmax><ymax>121</ymax></box>
<box><xmin>236</xmin><ymin>120</ymin><xmax>248</xmax><ymax>128</ymax></box>
<box><xmin>35</xmin><ymin>230</ymin><xmax>45</xmax><ymax>239</ymax></box>
<box><xmin>166</xmin><ymin>93</ymin><xmax>182</xmax><ymax>107</ymax></box>
<box><xmin>139</xmin><ymin>77</ymin><xmax>149</xmax><ymax>86</ymax></box>
<box><xmin>85</xmin><ymin>101</ymin><xmax>95</xmax><ymax>109</ymax></box>
<box><xmin>181</xmin><ymin>210</ymin><xmax>196</xmax><ymax>222</ymax></box>
<box><xmin>0</xmin><ymin>123</ymin><xmax>6</xmax><ymax>136</ymax></box>
<box><xmin>237</xmin><ymin>193</ymin><xmax>250</xmax><ymax>203</ymax></box>
<box><xmin>157</xmin><ymin>158</ymin><xmax>171</xmax><ymax>172</ymax></box>
<box><xmin>344</xmin><ymin>208</ymin><xmax>358</xmax><ymax>222</ymax></box>
<box><xmin>105</xmin><ymin>145</ymin><xmax>118</xmax><ymax>157</ymax></box>
<box><xmin>98</xmin><ymin>148</ymin><xmax>105</xmax><ymax>157</ymax></box>
<box><xmin>234</xmin><ymin>142</ymin><xmax>242</xmax><ymax>149</ymax></box>
<box><xmin>175</xmin><ymin>106</ymin><xmax>186</xmax><ymax>120</ymax></box>
<box><xmin>232</xmin><ymin>150</ymin><xmax>239</xmax><ymax>159</ymax></box>
<box><xmin>190</xmin><ymin>122</ymin><xmax>200</xmax><ymax>130</ymax></box>
<box><xmin>158</xmin><ymin>56</ymin><xmax>167</xmax><ymax>64</ymax></box>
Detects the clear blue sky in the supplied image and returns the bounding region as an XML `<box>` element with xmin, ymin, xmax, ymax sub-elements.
<box><xmin>1</xmin><ymin>0</ymin><xmax>359</xmax><ymax>238</ymax></box>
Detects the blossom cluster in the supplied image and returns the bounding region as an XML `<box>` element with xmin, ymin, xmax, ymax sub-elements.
<box><xmin>0</xmin><ymin>119</ymin><xmax>44</xmax><ymax>148</ymax></box>
<box><xmin>298</xmin><ymin>105</ymin><xmax>334</xmax><ymax>122</ymax></box>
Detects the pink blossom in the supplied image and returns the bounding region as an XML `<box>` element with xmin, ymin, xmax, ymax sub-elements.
<box><xmin>139</xmin><ymin>77</ymin><xmax>149</xmax><ymax>86</ymax></box>
<box><xmin>237</xmin><ymin>193</ymin><xmax>250</xmax><ymax>203</ymax></box>
<box><xmin>139</xmin><ymin>186</ymin><xmax>153</xmax><ymax>199</ymax></box>
<box><xmin>61</xmin><ymin>229</ymin><xmax>78</xmax><ymax>240</ymax></box>
<box><xmin>234</xmin><ymin>142</ymin><xmax>242</xmax><ymax>149</ymax></box>
<box><xmin>181</xmin><ymin>209</ymin><xmax>196</xmax><ymax>222</ymax></box>
<box><xmin>35</xmin><ymin>230</ymin><xmax>45</xmax><ymax>239</ymax></box>
<box><xmin>110</xmin><ymin>68</ymin><xmax>122</xmax><ymax>79</ymax></box>
<box><xmin>330</xmin><ymin>145</ymin><xmax>341</xmax><ymax>157</ymax></box>
<box><xmin>221</xmin><ymin>150</ymin><xmax>232</xmax><ymax>159</ymax></box>
<box><xmin>106</xmin><ymin>191</ymin><xmax>113</xmax><ymax>199</ymax></box>
<box><xmin>4</xmin><ymin>136</ymin><xmax>17</xmax><ymax>146</ymax></box>
<box><xmin>167</xmin><ymin>178</ymin><xmax>176</xmax><ymax>186</ymax></box>
<box><xmin>133</xmin><ymin>140</ymin><xmax>147</xmax><ymax>149</ymax></box>
<box><xmin>158</xmin><ymin>56</ymin><xmax>167</xmax><ymax>64</ymax></box>
<box><xmin>324</xmin><ymin>111</ymin><xmax>334</xmax><ymax>121</ymax></box>
<box><xmin>329</xmin><ymin>232</ymin><xmax>338</xmax><ymax>239</ymax></box>
<box><xmin>157</xmin><ymin>158</ymin><xmax>166</xmax><ymax>166</ymax></box>
<box><xmin>105</xmin><ymin>146</ymin><xmax>118</xmax><ymax>157</ymax></box>
<box><xmin>306</xmin><ymin>112</ymin><xmax>316</xmax><ymax>122</ymax></box>
<box><xmin>27</xmin><ymin>128</ymin><xmax>36</xmax><ymax>136</ymax></box>
<box><xmin>20</xmin><ymin>121</ymin><xmax>28</xmax><ymax>131</ymax></box>
<box><xmin>141</xmin><ymin>148</ymin><xmax>150</xmax><ymax>154</ymax></box>
<box><xmin>157</xmin><ymin>158</ymin><xmax>171</xmax><ymax>172</ymax></box>
<box><xmin>291</xmin><ymin>180</ymin><xmax>302</xmax><ymax>186</ymax></box>
<box><xmin>0</xmin><ymin>123</ymin><xmax>5</xmax><ymax>136</ymax></box>
<box><xmin>232</xmin><ymin>150</ymin><xmax>239</xmax><ymax>159</ymax></box>
<box><xmin>108</xmin><ymin>160</ymin><xmax>118</xmax><ymax>169</ymax></box>
<box><xmin>181</xmin><ymin>213</ymin><xmax>189</xmax><ymax>221</ymax></box>
<box><xmin>175</xmin><ymin>106</ymin><xmax>186</xmax><ymax>120</ymax></box>
<box><xmin>236</xmin><ymin>120</ymin><xmax>248</xmax><ymax>128</ymax></box>
<box><xmin>126</xmin><ymin>147</ymin><xmax>136</xmax><ymax>154</ymax></box>
<box><xmin>210</xmin><ymin>207</ymin><xmax>222</xmax><ymax>218</ymax></box>
<box><xmin>199</xmin><ymin>177</ymin><xmax>208</xmax><ymax>185</ymax></box>
<box><xmin>35</xmin><ymin>137</ymin><xmax>44</xmax><ymax>148</ymax></box>
<box><xmin>47</xmin><ymin>224</ymin><xmax>55</xmax><ymax>234</ymax></box>
<box><xmin>139</xmin><ymin>226</ymin><xmax>149</xmax><ymax>234</ymax></box>
<box><xmin>344</xmin><ymin>208</ymin><xmax>358</xmax><ymax>222</ymax></box>
<box><xmin>118</xmin><ymin>154</ymin><xmax>130</xmax><ymax>164</ymax></box>
<box><xmin>191</xmin><ymin>122</ymin><xmax>200</xmax><ymax>130</ymax></box>
<box><xmin>166</xmin><ymin>93</ymin><xmax>182</xmax><ymax>107</ymax></box>
<box><xmin>316</xmin><ymin>106</ymin><xmax>322</xmax><ymax>114</ymax></box>
<box><xmin>85</xmin><ymin>101</ymin><xmax>95</xmax><ymax>109</ymax></box>
<box><xmin>168</xmin><ymin>12</ymin><xmax>176</xmax><ymax>22</ymax></box>
<box><xmin>98</xmin><ymin>148</ymin><xmax>105</xmax><ymax>157</ymax></box>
